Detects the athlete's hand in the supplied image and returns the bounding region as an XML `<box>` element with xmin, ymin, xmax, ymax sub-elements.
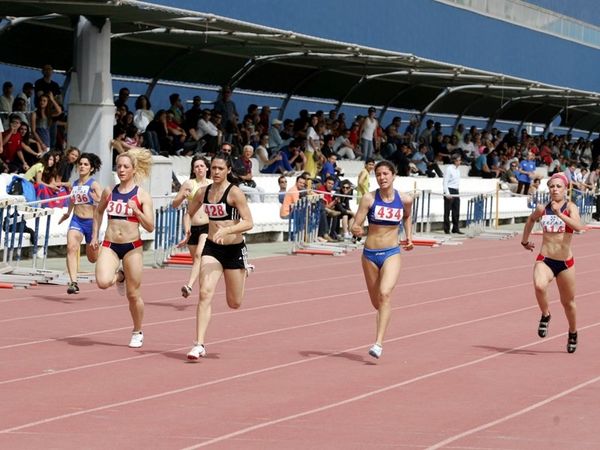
<box><xmin>58</xmin><ymin>212</ymin><xmax>69</xmax><ymax>224</ymax></box>
<box><xmin>401</xmin><ymin>240</ymin><xmax>414</xmax><ymax>251</ymax></box>
<box><xmin>213</xmin><ymin>226</ymin><xmax>230</xmax><ymax>245</ymax></box>
<box><xmin>351</xmin><ymin>225</ymin><xmax>364</xmax><ymax>238</ymax></box>
<box><xmin>521</xmin><ymin>241</ymin><xmax>534</xmax><ymax>251</ymax></box>
<box><xmin>90</xmin><ymin>238</ymin><xmax>99</xmax><ymax>250</ymax></box>
<box><xmin>550</xmin><ymin>200</ymin><xmax>563</xmax><ymax>215</ymax></box>
<box><xmin>127</xmin><ymin>199</ymin><xmax>140</xmax><ymax>216</ymax></box>
<box><xmin>176</xmin><ymin>231</ymin><xmax>190</xmax><ymax>248</ymax></box>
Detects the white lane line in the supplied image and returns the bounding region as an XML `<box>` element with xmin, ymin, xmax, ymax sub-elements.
<box><xmin>2</xmin><ymin>297</ymin><xmax>600</xmax><ymax>437</ymax></box>
<box><xmin>180</xmin><ymin>320</ymin><xmax>600</xmax><ymax>449</ymax></box>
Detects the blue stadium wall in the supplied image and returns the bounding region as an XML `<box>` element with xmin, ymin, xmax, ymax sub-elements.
<box><xmin>148</xmin><ymin>0</ymin><xmax>600</xmax><ymax>93</ymax></box>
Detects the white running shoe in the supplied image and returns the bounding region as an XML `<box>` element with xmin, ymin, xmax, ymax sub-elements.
<box><xmin>116</xmin><ymin>269</ymin><xmax>126</xmax><ymax>296</ymax></box>
<box><xmin>368</xmin><ymin>344</ymin><xmax>383</xmax><ymax>359</ymax></box>
<box><xmin>187</xmin><ymin>343</ymin><xmax>206</xmax><ymax>360</ymax></box>
<box><xmin>128</xmin><ymin>331</ymin><xmax>144</xmax><ymax>348</ymax></box>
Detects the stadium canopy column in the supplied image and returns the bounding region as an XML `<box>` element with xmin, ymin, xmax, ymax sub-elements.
<box><xmin>67</xmin><ymin>16</ymin><xmax>114</xmax><ymax>188</ymax></box>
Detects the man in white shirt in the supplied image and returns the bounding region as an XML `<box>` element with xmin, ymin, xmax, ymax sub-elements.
<box><xmin>443</xmin><ymin>153</ymin><xmax>463</xmax><ymax>234</ymax></box>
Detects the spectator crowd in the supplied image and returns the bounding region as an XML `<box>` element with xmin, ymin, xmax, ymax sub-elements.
<box><xmin>3</xmin><ymin>65</ymin><xmax>600</xmax><ymax>213</ymax></box>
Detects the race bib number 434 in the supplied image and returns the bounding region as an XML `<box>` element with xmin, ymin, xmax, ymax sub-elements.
<box><xmin>374</xmin><ymin>205</ymin><xmax>403</xmax><ymax>222</ymax></box>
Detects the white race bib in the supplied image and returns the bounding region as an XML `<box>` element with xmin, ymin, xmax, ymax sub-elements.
<box><xmin>374</xmin><ymin>205</ymin><xmax>403</xmax><ymax>222</ymax></box>
<box><xmin>72</xmin><ymin>185</ymin><xmax>91</xmax><ymax>205</ymax></box>
<box><xmin>106</xmin><ymin>200</ymin><xmax>134</xmax><ymax>217</ymax></box>
<box><xmin>204</xmin><ymin>203</ymin><xmax>228</xmax><ymax>219</ymax></box>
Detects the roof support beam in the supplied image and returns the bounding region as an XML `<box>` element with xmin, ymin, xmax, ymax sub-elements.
<box><xmin>334</xmin><ymin>75</ymin><xmax>367</xmax><ymax>113</ymax></box>
<box><xmin>144</xmin><ymin>49</ymin><xmax>195</xmax><ymax>99</ymax></box>
<box><xmin>278</xmin><ymin>69</ymin><xmax>325</xmax><ymax>120</ymax></box>
<box><xmin>516</xmin><ymin>104</ymin><xmax>546</xmax><ymax>135</ymax></box>
<box><xmin>378</xmin><ymin>85</ymin><xmax>418</xmax><ymax>121</ymax></box>
<box><xmin>416</xmin><ymin>84</ymin><xmax>490</xmax><ymax>136</ymax></box>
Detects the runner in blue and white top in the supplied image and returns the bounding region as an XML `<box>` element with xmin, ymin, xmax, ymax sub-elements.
<box><xmin>351</xmin><ymin>160</ymin><xmax>413</xmax><ymax>360</ymax></box>
<box><xmin>58</xmin><ymin>152</ymin><xmax>102</xmax><ymax>295</ymax></box>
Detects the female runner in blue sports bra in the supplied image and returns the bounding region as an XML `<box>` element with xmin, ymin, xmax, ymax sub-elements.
<box><xmin>521</xmin><ymin>172</ymin><xmax>583</xmax><ymax>353</ymax></box>
<box><xmin>58</xmin><ymin>152</ymin><xmax>102</xmax><ymax>295</ymax></box>
<box><xmin>91</xmin><ymin>149</ymin><xmax>155</xmax><ymax>349</ymax></box>
<box><xmin>351</xmin><ymin>160</ymin><xmax>413</xmax><ymax>359</ymax></box>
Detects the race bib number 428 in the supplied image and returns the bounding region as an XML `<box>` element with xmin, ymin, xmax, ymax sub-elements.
<box><xmin>374</xmin><ymin>205</ymin><xmax>403</xmax><ymax>222</ymax></box>
<box><xmin>204</xmin><ymin>203</ymin><xmax>228</xmax><ymax>219</ymax></box>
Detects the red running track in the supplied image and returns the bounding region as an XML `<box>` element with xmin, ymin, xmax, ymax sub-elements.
<box><xmin>2</xmin><ymin>233</ymin><xmax>600</xmax><ymax>449</ymax></box>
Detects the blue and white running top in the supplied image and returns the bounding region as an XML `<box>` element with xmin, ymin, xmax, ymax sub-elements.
<box><xmin>367</xmin><ymin>189</ymin><xmax>404</xmax><ymax>226</ymax></box>
<box><xmin>71</xmin><ymin>177</ymin><xmax>95</xmax><ymax>206</ymax></box>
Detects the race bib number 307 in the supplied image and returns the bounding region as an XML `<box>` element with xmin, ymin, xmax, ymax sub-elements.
<box><xmin>106</xmin><ymin>200</ymin><xmax>134</xmax><ymax>217</ymax></box>
<box><xmin>374</xmin><ymin>205</ymin><xmax>403</xmax><ymax>222</ymax></box>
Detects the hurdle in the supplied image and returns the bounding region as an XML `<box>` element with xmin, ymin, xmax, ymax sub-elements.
<box><xmin>0</xmin><ymin>197</ymin><xmax>61</xmax><ymax>288</ymax></box>
<box><xmin>288</xmin><ymin>195</ymin><xmax>356</xmax><ymax>256</ymax></box>
<box><xmin>154</xmin><ymin>203</ymin><xmax>186</xmax><ymax>267</ymax></box>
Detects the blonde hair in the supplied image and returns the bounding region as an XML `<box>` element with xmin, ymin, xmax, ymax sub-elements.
<box><xmin>117</xmin><ymin>148</ymin><xmax>153</xmax><ymax>183</ymax></box>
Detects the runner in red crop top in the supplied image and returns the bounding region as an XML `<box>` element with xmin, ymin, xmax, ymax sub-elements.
<box><xmin>91</xmin><ymin>149</ymin><xmax>155</xmax><ymax>349</ymax></box>
<box><xmin>521</xmin><ymin>172</ymin><xmax>583</xmax><ymax>353</ymax></box>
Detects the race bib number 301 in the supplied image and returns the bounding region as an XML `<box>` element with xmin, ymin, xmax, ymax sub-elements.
<box><xmin>107</xmin><ymin>200</ymin><xmax>134</xmax><ymax>217</ymax></box>
<box><xmin>374</xmin><ymin>205</ymin><xmax>403</xmax><ymax>222</ymax></box>
<box><xmin>204</xmin><ymin>203</ymin><xmax>228</xmax><ymax>219</ymax></box>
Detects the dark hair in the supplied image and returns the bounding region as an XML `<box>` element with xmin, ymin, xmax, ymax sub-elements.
<box><xmin>189</xmin><ymin>155</ymin><xmax>211</xmax><ymax>179</ymax></box>
<box><xmin>169</xmin><ymin>93</ymin><xmax>180</xmax><ymax>104</ymax></box>
<box><xmin>211</xmin><ymin>152</ymin><xmax>240</xmax><ymax>185</ymax></box>
<box><xmin>78</xmin><ymin>152</ymin><xmax>102</xmax><ymax>175</ymax></box>
<box><xmin>135</xmin><ymin>95</ymin><xmax>151</xmax><ymax>110</ymax></box>
<box><xmin>375</xmin><ymin>160</ymin><xmax>397</xmax><ymax>175</ymax></box>
<box><xmin>365</xmin><ymin>157</ymin><xmax>375</xmax><ymax>165</ymax></box>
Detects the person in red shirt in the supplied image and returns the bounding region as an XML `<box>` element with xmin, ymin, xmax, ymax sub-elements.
<box><xmin>1</xmin><ymin>116</ymin><xmax>29</xmax><ymax>173</ymax></box>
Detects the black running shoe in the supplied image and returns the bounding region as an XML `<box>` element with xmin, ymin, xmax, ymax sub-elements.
<box><xmin>538</xmin><ymin>314</ymin><xmax>551</xmax><ymax>338</ymax></box>
<box><xmin>67</xmin><ymin>282</ymin><xmax>79</xmax><ymax>295</ymax></box>
<box><xmin>567</xmin><ymin>332</ymin><xmax>578</xmax><ymax>354</ymax></box>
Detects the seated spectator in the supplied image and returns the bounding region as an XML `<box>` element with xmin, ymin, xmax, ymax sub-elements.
<box><xmin>256</xmin><ymin>133</ymin><xmax>295</xmax><ymax>175</ymax></box>
<box><xmin>56</xmin><ymin>146</ymin><xmax>81</xmax><ymax>190</ymax></box>
<box><xmin>11</xmin><ymin>97</ymin><xmax>29</xmax><ymax>125</ymax></box>
<box><xmin>500</xmin><ymin>160</ymin><xmax>519</xmax><ymax>192</ymax></box>
<box><xmin>231</xmin><ymin>144</ymin><xmax>265</xmax><ymax>202</ymax></box>
<box><xmin>320</xmin><ymin>153</ymin><xmax>340</xmax><ymax>185</ymax></box>
<box><xmin>32</xmin><ymin>150</ymin><xmax>68</xmax><ymax>207</ymax></box>
<box><xmin>282</xmin><ymin>139</ymin><xmax>306</xmax><ymax>172</ymax></box>
<box><xmin>0</xmin><ymin>81</ymin><xmax>14</xmax><ymax>128</ymax></box>
<box><xmin>280</xmin><ymin>174</ymin><xmax>308</xmax><ymax>219</ymax></box>
<box><xmin>1</xmin><ymin>115</ymin><xmax>30</xmax><ymax>173</ymax></box>
<box><xmin>333</xmin><ymin>128</ymin><xmax>357</xmax><ymax>160</ymax></box>
<box><xmin>145</xmin><ymin>109</ymin><xmax>171</xmax><ymax>155</ymax></box>
<box><xmin>16</xmin><ymin>120</ymin><xmax>43</xmax><ymax>166</ymax></box>
<box><xmin>315</xmin><ymin>176</ymin><xmax>341</xmax><ymax>240</ymax></box>
<box><xmin>165</xmin><ymin>111</ymin><xmax>187</xmax><ymax>154</ymax></box>
<box><xmin>133</xmin><ymin>95</ymin><xmax>158</xmax><ymax>153</ymax></box>
<box><xmin>412</xmin><ymin>143</ymin><xmax>442</xmax><ymax>177</ymax></box>
<box><xmin>196</xmin><ymin>108</ymin><xmax>221</xmax><ymax>157</ymax></box>
<box><xmin>335</xmin><ymin>180</ymin><xmax>355</xmax><ymax>239</ymax></box>
<box><xmin>389</xmin><ymin>143</ymin><xmax>412</xmax><ymax>176</ymax></box>
<box><xmin>269</xmin><ymin>118</ymin><xmax>288</xmax><ymax>152</ymax></box>
<box><xmin>277</xmin><ymin>175</ymin><xmax>287</xmax><ymax>204</ymax></box>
